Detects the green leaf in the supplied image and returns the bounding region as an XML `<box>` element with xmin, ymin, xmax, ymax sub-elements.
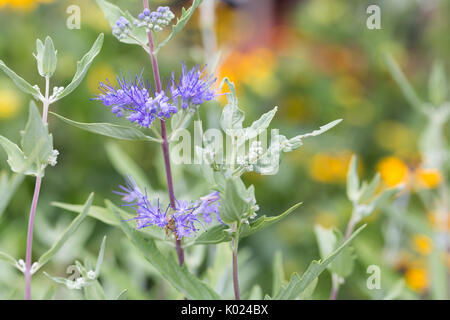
<box><xmin>0</xmin><ymin>250</ymin><xmax>17</xmax><ymax>268</ymax></box>
<box><xmin>247</xmin><ymin>285</ymin><xmax>263</xmax><ymax>300</ymax></box>
<box><xmin>116</xmin><ymin>289</ymin><xmax>128</xmax><ymax>300</ymax></box>
<box><xmin>0</xmin><ymin>136</ymin><xmax>27</xmax><ymax>174</ymax></box>
<box><xmin>55</xmin><ymin>34</ymin><xmax>104</xmax><ymax>101</ymax></box>
<box><xmin>429</xmin><ymin>248</ymin><xmax>448</xmax><ymax>299</ymax></box>
<box><xmin>21</xmin><ymin>101</ymin><xmax>54</xmax><ymax>168</ymax></box>
<box><xmin>107</xmin><ymin>200</ymin><xmax>220</xmax><ymax>300</ymax></box>
<box><xmin>243</xmin><ymin>106</ymin><xmax>278</xmax><ymax>142</ymax></box>
<box><xmin>428</xmin><ymin>61</ymin><xmax>448</xmax><ymax>106</ymax></box>
<box><xmin>359</xmin><ymin>173</ymin><xmax>380</xmax><ymax>204</ymax></box>
<box><xmin>105</xmin><ymin>142</ymin><xmax>154</xmax><ymax>193</ymax></box>
<box><xmin>36</xmin><ymin>193</ymin><xmax>94</xmax><ymax>271</ymax></box>
<box><xmin>282</xmin><ymin>119</ymin><xmax>342</xmax><ymax>152</ymax></box>
<box><xmin>195</xmin><ymin>202</ymin><xmax>301</xmax><ymax>244</ymax></box>
<box><xmin>384</xmin><ymin>53</ymin><xmax>424</xmax><ymax>113</ymax></box>
<box><xmin>346</xmin><ymin>155</ymin><xmax>359</xmax><ymax>202</ymax></box>
<box><xmin>51</xmin><ymin>112</ymin><xmax>161</xmax><ymax>143</ymax></box>
<box><xmin>94</xmin><ymin>236</ymin><xmax>107</xmax><ymax>277</ymax></box>
<box><xmin>300</xmin><ymin>278</ymin><xmax>318</xmax><ymax>300</ymax></box>
<box><xmin>42</xmin><ymin>286</ymin><xmax>56</xmax><ymax>300</ymax></box>
<box><xmin>239</xmin><ymin>202</ymin><xmax>302</xmax><ymax>238</ymax></box>
<box><xmin>271</xmin><ymin>224</ymin><xmax>366</xmax><ymax>299</ymax></box>
<box><xmin>220</xmin><ymin>78</ymin><xmax>245</xmax><ymax>134</ymax></box>
<box><xmin>272</xmin><ymin>251</ymin><xmax>286</xmax><ymax>296</ymax></box>
<box><xmin>0</xmin><ymin>59</ymin><xmax>41</xmax><ymax>98</ymax></box>
<box><xmin>219</xmin><ymin>177</ymin><xmax>250</xmax><ymax>224</ymax></box>
<box><xmin>0</xmin><ymin>171</ymin><xmax>25</xmax><ymax>218</ymax></box>
<box><xmin>51</xmin><ymin>201</ymin><xmax>120</xmax><ymax>226</ymax></box>
<box><xmin>194</xmin><ymin>224</ymin><xmax>231</xmax><ymax>245</ymax></box>
<box><xmin>155</xmin><ymin>0</ymin><xmax>204</xmax><ymax>54</ymax></box>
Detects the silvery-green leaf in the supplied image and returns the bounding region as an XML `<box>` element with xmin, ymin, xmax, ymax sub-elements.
<box><xmin>328</xmin><ymin>230</ymin><xmax>356</xmax><ymax>278</ymax></box>
<box><xmin>271</xmin><ymin>225</ymin><xmax>366</xmax><ymax>300</ymax></box>
<box><xmin>247</xmin><ymin>285</ymin><xmax>263</xmax><ymax>300</ymax></box>
<box><xmin>346</xmin><ymin>155</ymin><xmax>360</xmax><ymax>202</ymax></box>
<box><xmin>107</xmin><ymin>200</ymin><xmax>220</xmax><ymax>300</ymax></box>
<box><xmin>0</xmin><ymin>60</ymin><xmax>41</xmax><ymax>99</ymax></box>
<box><xmin>95</xmin><ymin>0</ymin><xmax>147</xmax><ymax>46</ymax></box>
<box><xmin>240</xmin><ymin>106</ymin><xmax>278</xmax><ymax>144</ymax></box>
<box><xmin>21</xmin><ymin>101</ymin><xmax>54</xmax><ymax>168</ymax></box>
<box><xmin>195</xmin><ymin>202</ymin><xmax>301</xmax><ymax>244</ymax></box>
<box><xmin>51</xmin><ymin>201</ymin><xmax>119</xmax><ymax>226</ymax></box>
<box><xmin>384</xmin><ymin>53</ymin><xmax>424</xmax><ymax>113</ymax></box>
<box><xmin>300</xmin><ymin>278</ymin><xmax>318</xmax><ymax>300</ymax></box>
<box><xmin>105</xmin><ymin>142</ymin><xmax>154</xmax><ymax>193</ymax></box>
<box><xmin>220</xmin><ymin>78</ymin><xmax>245</xmax><ymax>134</ymax></box>
<box><xmin>51</xmin><ymin>112</ymin><xmax>162</xmax><ymax>143</ymax></box>
<box><xmin>116</xmin><ymin>289</ymin><xmax>128</xmax><ymax>300</ymax></box>
<box><xmin>0</xmin><ymin>171</ymin><xmax>25</xmax><ymax>218</ymax></box>
<box><xmin>94</xmin><ymin>236</ymin><xmax>107</xmax><ymax>277</ymax></box>
<box><xmin>55</xmin><ymin>33</ymin><xmax>104</xmax><ymax>101</ymax></box>
<box><xmin>253</xmin><ymin>134</ymin><xmax>282</xmax><ymax>175</ymax></box>
<box><xmin>219</xmin><ymin>177</ymin><xmax>250</xmax><ymax>224</ymax></box>
<box><xmin>282</xmin><ymin>119</ymin><xmax>342</xmax><ymax>152</ymax></box>
<box><xmin>155</xmin><ymin>0</ymin><xmax>204</xmax><ymax>53</ymax></box>
<box><xmin>239</xmin><ymin>202</ymin><xmax>301</xmax><ymax>238</ymax></box>
<box><xmin>0</xmin><ymin>136</ymin><xmax>28</xmax><ymax>174</ymax></box>
<box><xmin>428</xmin><ymin>61</ymin><xmax>447</xmax><ymax>107</ymax></box>
<box><xmin>43</xmin><ymin>272</ymin><xmax>73</xmax><ymax>287</ymax></box>
<box><xmin>358</xmin><ymin>173</ymin><xmax>380</xmax><ymax>204</ymax></box>
<box><xmin>272</xmin><ymin>251</ymin><xmax>286</xmax><ymax>296</ymax></box>
<box><xmin>36</xmin><ymin>193</ymin><xmax>94</xmax><ymax>271</ymax></box>
<box><xmin>0</xmin><ymin>251</ymin><xmax>17</xmax><ymax>268</ymax></box>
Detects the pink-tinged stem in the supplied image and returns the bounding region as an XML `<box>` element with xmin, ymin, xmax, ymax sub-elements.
<box><xmin>24</xmin><ymin>175</ymin><xmax>42</xmax><ymax>300</ymax></box>
<box><xmin>143</xmin><ymin>0</ymin><xmax>184</xmax><ymax>266</ymax></box>
<box><xmin>24</xmin><ymin>77</ymin><xmax>50</xmax><ymax>300</ymax></box>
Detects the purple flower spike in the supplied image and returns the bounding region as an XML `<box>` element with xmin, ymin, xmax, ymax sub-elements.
<box><xmin>94</xmin><ymin>72</ymin><xmax>178</xmax><ymax>127</ymax></box>
<box><xmin>116</xmin><ymin>176</ymin><xmax>223</xmax><ymax>238</ymax></box>
<box><xmin>171</xmin><ymin>63</ymin><xmax>217</xmax><ymax>110</ymax></box>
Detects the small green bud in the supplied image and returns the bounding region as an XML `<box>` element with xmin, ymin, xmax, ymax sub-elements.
<box><xmin>34</xmin><ymin>36</ymin><xmax>57</xmax><ymax>78</ymax></box>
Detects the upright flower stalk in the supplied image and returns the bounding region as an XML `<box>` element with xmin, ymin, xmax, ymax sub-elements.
<box><xmin>231</xmin><ymin>223</ymin><xmax>240</xmax><ymax>300</ymax></box>
<box><xmin>24</xmin><ymin>76</ymin><xmax>50</xmax><ymax>300</ymax></box>
<box><xmin>143</xmin><ymin>0</ymin><xmax>184</xmax><ymax>265</ymax></box>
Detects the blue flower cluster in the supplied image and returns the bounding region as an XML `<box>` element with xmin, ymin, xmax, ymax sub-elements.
<box><xmin>94</xmin><ymin>63</ymin><xmax>217</xmax><ymax>127</ymax></box>
<box><xmin>134</xmin><ymin>6</ymin><xmax>175</xmax><ymax>32</ymax></box>
<box><xmin>115</xmin><ymin>177</ymin><xmax>223</xmax><ymax>239</ymax></box>
<box><xmin>171</xmin><ymin>63</ymin><xmax>217</xmax><ymax>110</ymax></box>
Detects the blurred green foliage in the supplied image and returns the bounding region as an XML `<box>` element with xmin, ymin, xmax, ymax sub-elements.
<box><xmin>0</xmin><ymin>0</ymin><xmax>448</xmax><ymax>299</ymax></box>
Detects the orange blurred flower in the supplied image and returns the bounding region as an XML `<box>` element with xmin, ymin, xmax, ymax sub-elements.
<box><xmin>377</xmin><ymin>157</ymin><xmax>410</xmax><ymax>187</ymax></box>
<box><xmin>404</xmin><ymin>267</ymin><xmax>428</xmax><ymax>292</ymax></box>
<box><xmin>414</xmin><ymin>168</ymin><xmax>442</xmax><ymax>189</ymax></box>
<box><xmin>411</xmin><ymin>234</ymin><xmax>433</xmax><ymax>256</ymax></box>
<box><xmin>309</xmin><ymin>151</ymin><xmax>353</xmax><ymax>184</ymax></box>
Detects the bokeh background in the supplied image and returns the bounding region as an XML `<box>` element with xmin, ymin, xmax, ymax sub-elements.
<box><xmin>0</xmin><ymin>0</ymin><xmax>449</xmax><ymax>299</ymax></box>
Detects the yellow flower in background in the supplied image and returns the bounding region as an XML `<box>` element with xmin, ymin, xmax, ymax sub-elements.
<box><xmin>414</xmin><ymin>168</ymin><xmax>442</xmax><ymax>189</ymax></box>
<box><xmin>405</xmin><ymin>268</ymin><xmax>428</xmax><ymax>292</ymax></box>
<box><xmin>87</xmin><ymin>63</ymin><xmax>116</xmax><ymax>95</ymax></box>
<box><xmin>0</xmin><ymin>89</ymin><xmax>21</xmax><ymax>119</ymax></box>
<box><xmin>310</xmin><ymin>151</ymin><xmax>353</xmax><ymax>183</ymax></box>
<box><xmin>377</xmin><ymin>157</ymin><xmax>410</xmax><ymax>187</ymax></box>
<box><xmin>1</xmin><ymin>0</ymin><xmax>54</xmax><ymax>11</ymax></box>
<box><xmin>411</xmin><ymin>234</ymin><xmax>433</xmax><ymax>256</ymax></box>
<box><xmin>314</xmin><ymin>211</ymin><xmax>338</xmax><ymax>228</ymax></box>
